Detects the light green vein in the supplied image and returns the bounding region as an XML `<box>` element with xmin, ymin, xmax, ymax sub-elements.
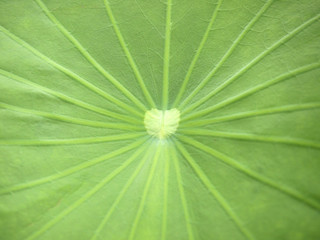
<box><xmin>90</xmin><ymin>142</ymin><xmax>153</xmax><ymax>240</ymax></box>
<box><xmin>0</xmin><ymin>69</ymin><xmax>142</xmax><ymax>124</ymax></box>
<box><xmin>25</xmin><ymin>141</ymin><xmax>148</xmax><ymax>240</ymax></box>
<box><xmin>180</xmin><ymin>102</ymin><xmax>320</xmax><ymax>127</ymax></box>
<box><xmin>0</xmin><ymin>102</ymin><xmax>143</xmax><ymax>131</ymax></box>
<box><xmin>162</xmin><ymin>0</ymin><xmax>172</xmax><ymax>109</ymax></box>
<box><xmin>129</xmin><ymin>144</ymin><xmax>162</xmax><ymax>240</ymax></box>
<box><xmin>182</xmin><ymin>62</ymin><xmax>320</xmax><ymax>121</ymax></box>
<box><xmin>182</xmin><ymin>13</ymin><xmax>320</xmax><ymax>115</ymax></box>
<box><xmin>0</xmin><ymin>137</ymin><xmax>147</xmax><ymax>195</ymax></box>
<box><xmin>178</xmin><ymin>135</ymin><xmax>320</xmax><ymax>211</ymax></box>
<box><xmin>171</xmin><ymin>145</ymin><xmax>194</xmax><ymax>240</ymax></box>
<box><xmin>178</xmin><ymin>0</ymin><xmax>274</xmax><ymax>110</ymax></box>
<box><xmin>161</xmin><ymin>145</ymin><xmax>170</xmax><ymax>240</ymax></box>
<box><xmin>0</xmin><ymin>25</ymin><xmax>143</xmax><ymax>118</ymax></box>
<box><xmin>179</xmin><ymin>129</ymin><xmax>320</xmax><ymax>149</ymax></box>
<box><xmin>172</xmin><ymin>0</ymin><xmax>224</xmax><ymax>107</ymax></box>
<box><xmin>103</xmin><ymin>0</ymin><xmax>156</xmax><ymax>108</ymax></box>
<box><xmin>0</xmin><ymin>133</ymin><xmax>144</xmax><ymax>146</ymax></box>
<box><xmin>175</xmin><ymin>140</ymin><xmax>255</xmax><ymax>240</ymax></box>
<box><xmin>34</xmin><ymin>0</ymin><xmax>147</xmax><ymax>112</ymax></box>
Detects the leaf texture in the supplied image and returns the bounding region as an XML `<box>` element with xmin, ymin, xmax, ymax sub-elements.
<box><xmin>0</xmin><ymin>0</ymin><xmax>319</xmax><ymax>239</ymax></box>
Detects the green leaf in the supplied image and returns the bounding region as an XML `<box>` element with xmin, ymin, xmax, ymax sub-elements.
<box><xmin>1</xmin><ymin>0</ymin><xmax>319</xmax><ymax>239</ymax></box>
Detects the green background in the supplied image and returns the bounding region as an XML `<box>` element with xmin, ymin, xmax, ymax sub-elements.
<box><xmin>0</xmin><ymin>0</ymin><xmax>319</xmax><ymax>239</ymax></box>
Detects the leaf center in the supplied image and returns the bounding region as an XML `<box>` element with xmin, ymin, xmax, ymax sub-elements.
<box><xmin>144</xmin><ymin>108</ymin><xmax>180</xmax><ymax>139</ymax></box>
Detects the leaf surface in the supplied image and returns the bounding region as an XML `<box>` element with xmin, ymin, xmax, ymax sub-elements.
<box><xmin>0</xmin><ymin>0</ymin><xmax>320</xmax><ymax>239</ymax></box>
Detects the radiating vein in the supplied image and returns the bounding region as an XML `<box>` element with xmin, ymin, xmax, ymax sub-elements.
<box><xmin>175</xmin><ymin>140</ymin><xmax>255</xmax><ymax>240</ymax></box>
<box><xmin>172</xmin><ymin>0</ymin><xmax>223</xmax><ymax>107</ymax></box>
<box><xmin>25</xmin><ymin>141</ymin><xmax>148</xmax><ymax>240</ymax></box>
<box><xmin>0</xmin><ymin>137</ymin><xmax>148</xmax><ymax>195</ymax></box>
<box><xmin>180</xmin><ymin>103</ymin><xmax>320</xmax><ymax>127</ymax></box>
<box><xmin>171</xmin><ymin>145</ymin><xmax>194</xmax><ymax>240</ymax></box>
<box><xmin>129</xmin><ymin>144</ymin><xmax>162</xmax><ymax>240</ymax></box>
<box><xmin>90</xmin><ymin>142</ymin><xmax>153</xmax><ymax>240</ymax></box>
<box><xmin>0</xmin><ymin>25</ymin><xmax>143</xmax><ymax>117</ymax></box>
<box><xmin>162</xmin><ymin>0</ymin><xmax>172</xmax><ymax>109</ymax></box>
<box><xmin>178</xmin><ymin>135</ymin><xmax>320</xmax><ymax>210</ymax></box>
<box><xmin>0</xmin><ymin>133</ymin><xmax>144</xmax><ymax>146</ymax></box>
<box><xmin>182</xmin><ymin>62</ymin><xmax>320</xmax><ymax>121</ymax></box>
<box><xmin>0</xmin><ymin>69</ymin><xmax>142</xmax><ymax>124</ymax></box>
<box><xmin>34</xmin><ymin>0</ymin><xmax>147</xmax><ymax>111</ymax></box>
<box><xmin>161</xmin><ymin>145</ymin><xmax>170</xmax><ymax>240</ymax></box>
<box><xmin>178</xmin><ymin>0</ymin><xmax>274</xmax><ymax>109</ymax></box>
<box><xmin>0</xmin><ymin>102</ymin><xmax>143</xmax><ymax>130</ymax></box>
<box><xmin>181</xmin><ymin>12</ymin><xmax>320</xmax><ymax>114</ymax></box>
<box><xmin>103</xmin><ymin>0</ymin><xmax>156</xmax><ymax>108</ymax></box>
<box><xmin>179</xmin><ymin>129</ymin><xmax>320</xmax><ymax>149</ymax></box>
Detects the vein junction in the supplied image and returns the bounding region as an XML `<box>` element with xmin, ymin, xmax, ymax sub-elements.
<box><xmin>144</xmin><ymin>108</ymin><xmax>180</xmax><ymax>139</ymax></box>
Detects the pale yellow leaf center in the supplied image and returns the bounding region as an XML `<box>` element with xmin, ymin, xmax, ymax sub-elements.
<box><xmin>144</xmin><ymin>108</ymin><xmax>180</xmax><ymax>139</ymax></box>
